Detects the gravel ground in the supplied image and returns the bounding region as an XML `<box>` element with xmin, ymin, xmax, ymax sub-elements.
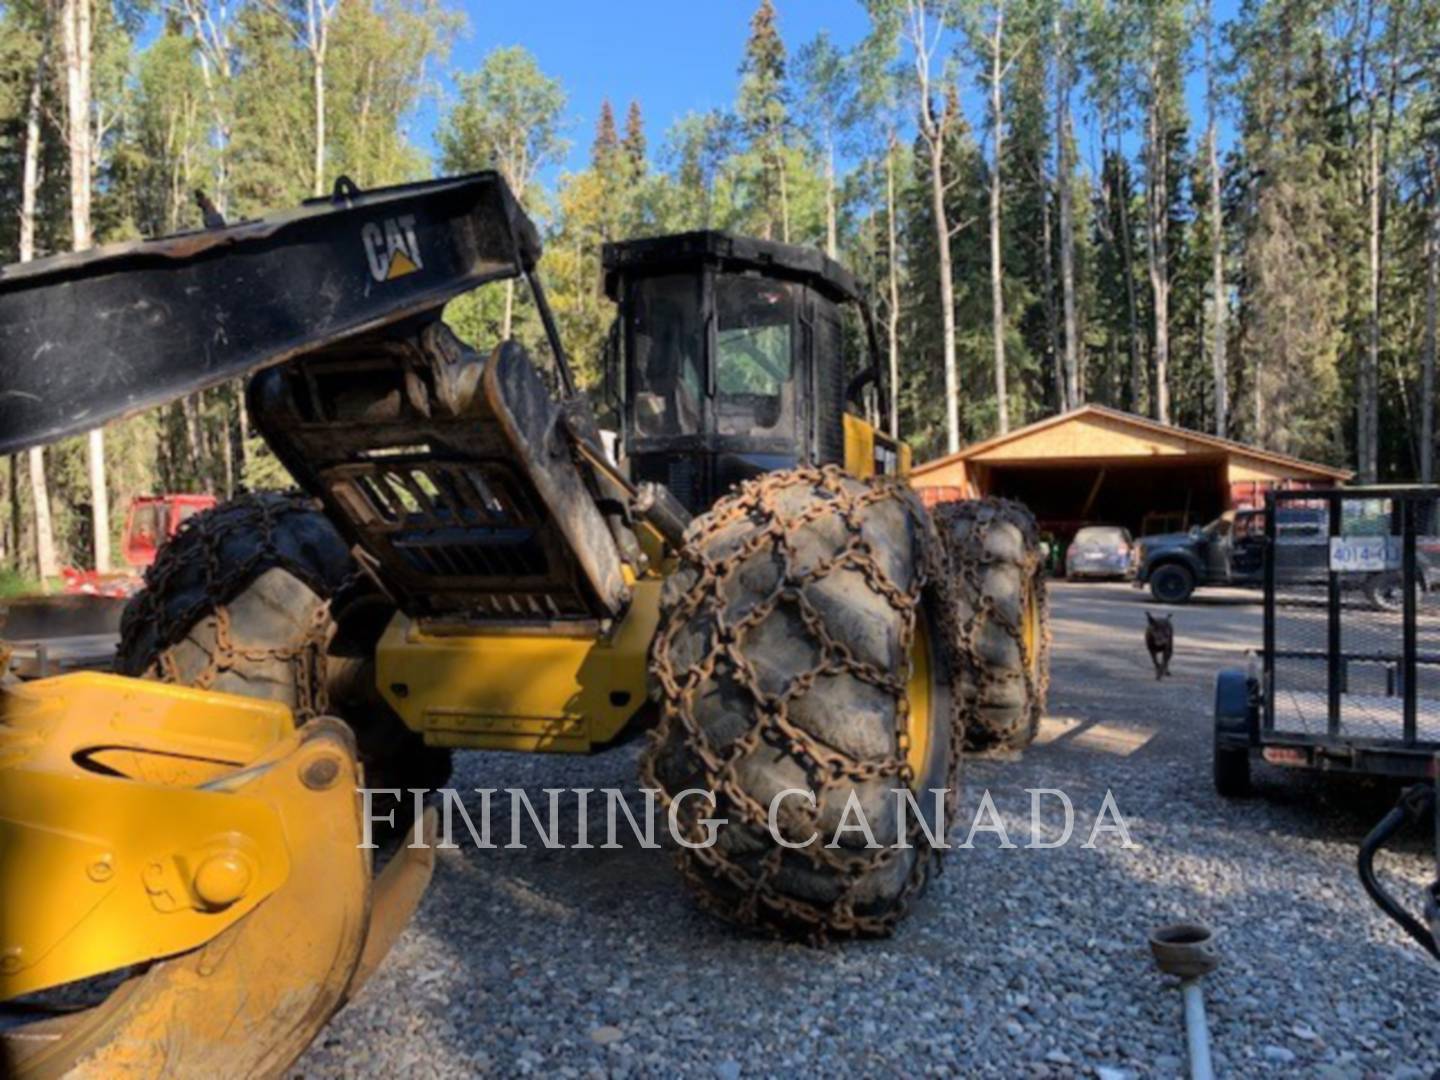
<box><xmin>298</xmin><ymin>581</ymin><xmax>1440</xmax><ymax>1078</ymax></box>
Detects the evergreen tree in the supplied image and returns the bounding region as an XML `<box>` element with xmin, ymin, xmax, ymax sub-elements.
<box><xmin>622</xmin><ymin>100</ymin><xmax>646</xmax><ymax>172</ymax></box>
<box><xmin>737</xmin><ymin>0</ymin><xmax>789</xmax><ymax>240</ymax></box>
<box><xmin>593</xmin><ymin>99</ymin><xmax>618</xmax><ymax>168</ymax></box>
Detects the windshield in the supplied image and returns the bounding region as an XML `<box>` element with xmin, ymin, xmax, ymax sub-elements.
<box><xmin>127</xmin><ymin>503</ymin><xmax>165</xmax><ymax>549</ymax></box>
<box><xmin>629</xmin><ymin>273</ymin><xmax>704</xmax><ymax>437</ymax></box>
<box><xmin>715</xmin><ymin>275</ymin><xmax>796</xmax><ymax>436</ymax></box>
<box><xmin>1073</xmin><ymin>526</ymin><xmax>1128</xmax><ymax>548</ymax></box>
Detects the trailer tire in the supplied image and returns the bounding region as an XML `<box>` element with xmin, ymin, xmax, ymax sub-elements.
<box><xmin>644</xmin><ymin>466</ymin><xmax>963</xmax><ymax>940</ymax></box>
<box><xmin>932</xmin><ymin>498</ymin><xmax>1050</xmax><ymax>753</ymax></box>
<box><xmin>117</xmin><ymin>492</ymin><xmax>450</xmax><ymax>791</ymax></box>
<box><xmin>1213</xmin><ymin>744</ymin><xmax>1251</xmax><ymax>797</ymax></box>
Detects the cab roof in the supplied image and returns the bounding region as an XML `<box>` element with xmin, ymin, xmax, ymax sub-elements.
<box><xmin>601</xmin><ymin>231</ymin><xmax>864</xmax><ymax>306</ymax></box>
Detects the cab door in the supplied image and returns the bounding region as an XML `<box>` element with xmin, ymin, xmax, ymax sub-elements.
<box><xmin>1230</xmin><ymin>512</ymin><xmax>1266</xmax><ymax>581</ymax></box>
<box><xmin>1204</xmin><ymin>514</ymin><xmax>1235</xmax><ymax>583</ymax></box>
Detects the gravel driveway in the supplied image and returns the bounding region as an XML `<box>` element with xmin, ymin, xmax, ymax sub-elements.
<box><xmin>299</xmin><ymin>581</ymin><xmax>1439</xmax><ymax>1078</ymax></box>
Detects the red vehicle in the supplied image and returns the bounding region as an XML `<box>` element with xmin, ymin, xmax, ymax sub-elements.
<box><xmin>61</xmin><ymin>493</ymin><xmax>216</xmax><ymax>597</ymax></box>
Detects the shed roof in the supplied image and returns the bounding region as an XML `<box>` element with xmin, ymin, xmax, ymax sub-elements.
<box><xmin>911</xmin><ymin>404</ymin><xmax>1353</xmax><ymax>481</ymax></box>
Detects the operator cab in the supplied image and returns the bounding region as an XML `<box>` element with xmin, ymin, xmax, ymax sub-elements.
<box><xmin>602</xmin><ymin>232</ymin><xmax>891</xmax><ymax>513</ymax></box>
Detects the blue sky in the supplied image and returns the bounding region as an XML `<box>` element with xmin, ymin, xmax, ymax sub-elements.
<box><xmin>411</xmin><ymin>0</ymin><xmax>1242</xmax><ymax>185</ymax></box>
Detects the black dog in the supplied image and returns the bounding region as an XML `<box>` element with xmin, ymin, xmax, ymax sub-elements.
<box><xmin>1145</xmin><ymin>612</ymin><xmax>1174</xmax><ymax>680</ymax></box>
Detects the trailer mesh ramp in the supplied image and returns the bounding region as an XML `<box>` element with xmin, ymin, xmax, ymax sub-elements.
<box><xmin>1272</xmin><ymin>689</ymin><xmax>1440</xmax><ymax>744</ymax></box>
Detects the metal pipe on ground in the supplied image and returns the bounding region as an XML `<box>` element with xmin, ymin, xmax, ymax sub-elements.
<box><xmin>1149</xmin><ymin>922</ymin><xmax>1220</xmax><ymax>1080</ymax></box>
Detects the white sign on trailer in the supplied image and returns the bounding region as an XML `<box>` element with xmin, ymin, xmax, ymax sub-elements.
<box><xmin>1328</xmin><ymin>535</ymin><xmax>1402</xmax><ymax>573</ymax></box>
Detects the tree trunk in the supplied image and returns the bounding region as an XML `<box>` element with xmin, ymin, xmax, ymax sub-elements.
<box><xmin>1056</xmin><ymin>7</ymin><xmax>1080</xmax><ymax>411</ymax></box>
<box><xmin>19</xmin><ymin>13</ymin><xmax>48</xmax><ymax>265</ymax></box>
<box><xmin>932</xmin><ymin>136</ymin><xmax>961</xmax><ymax>454</ymax></box>
<box><xmin>308</xmin><ymin>0</ymin><xmax>338</xmax><ymax>198</ymax></box>
<box><xmin>778</xmin><ymin>149</ymin><xmax>790</xmax><ymax>244</ymax></box>
<box><xmin>312</xmin><ymin>45</ymin><xmax>326</xmax><ymax>197</ymax></box>
<box><xmin>62</xmin><ymin>0</ymin><xmax>92</xmax><ymax>253</ymax></box>
<box><xmin>28</xmin><ymin>448</ymin><xmax>58</xmax><ymax>583</ymax></box>
<box><xmin>63</xmin><ymin>0</ymin><xmax>109</xmax><ymax>572</ymax></box>
<box><xmin>502</xmin><ymin>279</ymin><xmax>515</xmax><ymax>339</ymax></box>
<box><xmin>988</xmin><ymin>11</ymin><xmax>1009</xmax><ymax>435</ymax></box>
<box><xmin>236</xmin><ymin>381</ymin><xmax>249</xmax><ymax>482</ymax></box>
<box><xmin>6</xmin><ymin>457</ymin><xmax>19</xmax><ymax>572</ymax></box>
<box><xmin>1422</xmin><ymin>160</ymin><xmax>1438</xmax><ymax>484</ymax></box>
<box><xmin>886</xmin><ymin>139</ymin><xmax>901</xmax><ymax>439</ymax></box>
<box><xmin>1040</xmin><ymin>142</ymin><xmax>1061</xmax><ymax>411</ymax></box>
<box><xmin>181</xmin><ymin>0</ymin><xmax>233</xmax><ymax>216</ymax></box>
<box><xmin>1361</xmin><ymin>122</ymin><xmax>1381</xmax><ymax>482</ymax></box>
<box><xmin>1145</xmin><ymin>57</ymin><xmax>1171</xmax><ymax>425</ymax></box>
<box><xmin>88</xmin><ymin>429</ymin><xmax>110</xmax><ymax>570</ymax></box>
<box><xmin>1204</xmin><ymin>0</ymin><xmax>1227</xmax><ymax>438</ymax></box>
<box><xmin>1114</xmin><ymin>132</ymin><xmax>1144</xmax><ymax>415</ymax></box>
<box><xmin>825</xmin><ymin>144</ymin><xmax>838</xmax><ymax>259</ymax></box>
<box><xmin>19</xmin><ymin>12</ymin><xmax>58</xmax><ymax>584</ymax></box>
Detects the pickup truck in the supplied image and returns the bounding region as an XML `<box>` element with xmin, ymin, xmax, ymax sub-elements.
<box><xmin>1138</xmin><ymin>503</ymin><xmax>1438</xmax><ymax>608</ymax></box>
<box><xmin>1136</xmin><ymin>507</ymin><xmax>1323</xmax><ymax>604</ymax></box>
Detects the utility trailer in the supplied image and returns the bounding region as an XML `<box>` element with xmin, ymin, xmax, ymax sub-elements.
<box><xmin>1213</xmin><ymin>486</ymin><xmax>1440</xmax><ymax>795</ymax></box>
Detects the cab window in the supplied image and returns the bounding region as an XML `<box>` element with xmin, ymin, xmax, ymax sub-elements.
<box><xmin>715</xmin><ymin>275</ymin><xmax>796</xmax><ymax>436</ymax></box>
<box><xmin>629</xmin><ymin>274</ymin><xmax>704</xmax><ymax>437</ymax></box>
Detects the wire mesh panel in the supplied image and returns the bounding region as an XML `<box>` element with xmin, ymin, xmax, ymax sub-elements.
<box><xmin>1265</xmin><ymin>489</ymin><xmax>1440</xmax><ymax>747</ymax></box>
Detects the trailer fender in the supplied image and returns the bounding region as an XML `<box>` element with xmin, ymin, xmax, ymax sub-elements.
<box><xmin>1213</xmin><ymin>668</ymin><xmax>1256</xmax><ymax>744</ymax></box>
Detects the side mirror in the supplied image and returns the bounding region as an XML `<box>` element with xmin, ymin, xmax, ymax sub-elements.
<box><xmin>1190</xmin><ymin>526</ymin><xmax>1204</xmax><ymax>539</ymax></box>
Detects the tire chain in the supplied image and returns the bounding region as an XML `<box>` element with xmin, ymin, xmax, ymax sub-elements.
<box><xmin>644</xmin><ymin>466</ymin><xmax>966</xmax><ymax>941</ymax></box>
<box><xmin>120</xmin><ymin>493</ymin><xmax>350</xmax><ymax>722</ymax></box>
<box><xmin>931</xmin><ymin>497</ymin><xmax>1050</xmax><ymax>749</ymax></box>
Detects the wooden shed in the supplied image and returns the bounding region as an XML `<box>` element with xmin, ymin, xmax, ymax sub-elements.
<box><xmin>911</xmin><ymin>404</ymin><xmax>1352</xmax><ymax>539</ymax></box>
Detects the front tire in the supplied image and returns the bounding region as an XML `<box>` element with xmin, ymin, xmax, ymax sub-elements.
<box><xmin>1149</xmin><ymin>563</ymin><xmax>1196</xmax><ymax>604</ymax></box>
<box><xmin>644</xmin><ymin>467</ymin><xmax>962</xmax><ymax>939</ymax></box>
<box><xmin>118</xmin><ymin>492</ymin><xmax>450</xmax><ymax>791</ymax></box>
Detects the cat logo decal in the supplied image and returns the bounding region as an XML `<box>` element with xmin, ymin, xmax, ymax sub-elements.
<box><xmin>362</xmin><ymin>215</ymin><xmax>423</xmax><ymax>282</ymax></box>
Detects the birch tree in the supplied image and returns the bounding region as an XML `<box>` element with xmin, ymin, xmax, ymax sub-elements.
<box><xmin>856</xmin><ymin>30</ymin><xmax>910</xmax><ymax>438</ymax></box>
<box><xmin>1202</xmin><ymin>0</ymin><xmax>1227</xmax><ymax>436</ymax></box>
<box><xmin>18</xmin><ymin>2</ymin><xmax>58</xmax><ymax>582</ymax></box>
<box><xmin>175</xmin><ymin>0</ymin><xmax>239</xmax><ymax>216</ymax></box>
<box><xmin>61</xmin><ymin>0</ymin><xmax>111</xmax><ymax>572</ymax></box>
<box><xmin>974</xmin><ymin>0</ymin><xmax>1017</xmax><ymax>433</ymax></box>
<box><xmin>795</xmin><ymin>31</ymin><xmax>854</xmax><ymax>259</ymax></box>
<box><xmin>1423</xmin><ymin>149</ymin><xmax>1438</xmax><ymax>483</ymax></box>
<box><xmin>1138</xmin><ymin>0</ymin><xmax>1188</xmax><ymax>425</ymax></box>
<box><xmin>870</xmin><ymin>0</ymin><xmax>964</xmax><ymax>453</ymax></box>
<box><xmin>1054</xmin><ymin>0</ymin><xmax>1080</xmax><ymax>410</ymax></box>
<box><xmin>437</xmin><ymin>46</ymin><xmax>566</xmax><ymax>339</ymax></box>
<box><xmin>1342</xmin><ymin>1</ymin><xmax>1407</xmax><ymax>481</ymax></box>
<box><xmin>260</xmin><ymin>0</ymin><xmax>346</xmax><ymax>196</ymax></box>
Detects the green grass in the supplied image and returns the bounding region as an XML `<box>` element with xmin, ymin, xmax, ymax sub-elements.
<box><xmin>0</xmin><ymin>568</ymin><xmax>41</xmax><ymax>599</ymax></box>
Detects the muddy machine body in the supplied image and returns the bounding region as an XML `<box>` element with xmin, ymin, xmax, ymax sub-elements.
<box><xmin>0</xmin><ymin>172</ymin><xmax>1034</xmax><ymax>1074</ymax></box>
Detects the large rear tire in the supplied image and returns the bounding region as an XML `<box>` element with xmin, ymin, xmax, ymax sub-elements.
<box><xmin>117</xmin><ymin>492</ymin><xmax>450</xmax><ymax>791</ymax></box>
<box><xmin>644</xmin><ymin>467</ymin><xmax>962</xmax><ymax>939</ymax></box>
<box><xmin>933</xmin><ymin>497</ymin><xmax>1050</xmax><ymax>753</ymax></box>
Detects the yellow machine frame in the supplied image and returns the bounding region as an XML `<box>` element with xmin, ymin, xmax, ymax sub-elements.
<box><xmin>377</xmin><ymin>417</ymin><xmax>911</xmax><ymax>756</ymax></box>
<box><xmin>377</xmin><ymin>577</ymin><xmax>663</xmax><ymax>753</ymax></box>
